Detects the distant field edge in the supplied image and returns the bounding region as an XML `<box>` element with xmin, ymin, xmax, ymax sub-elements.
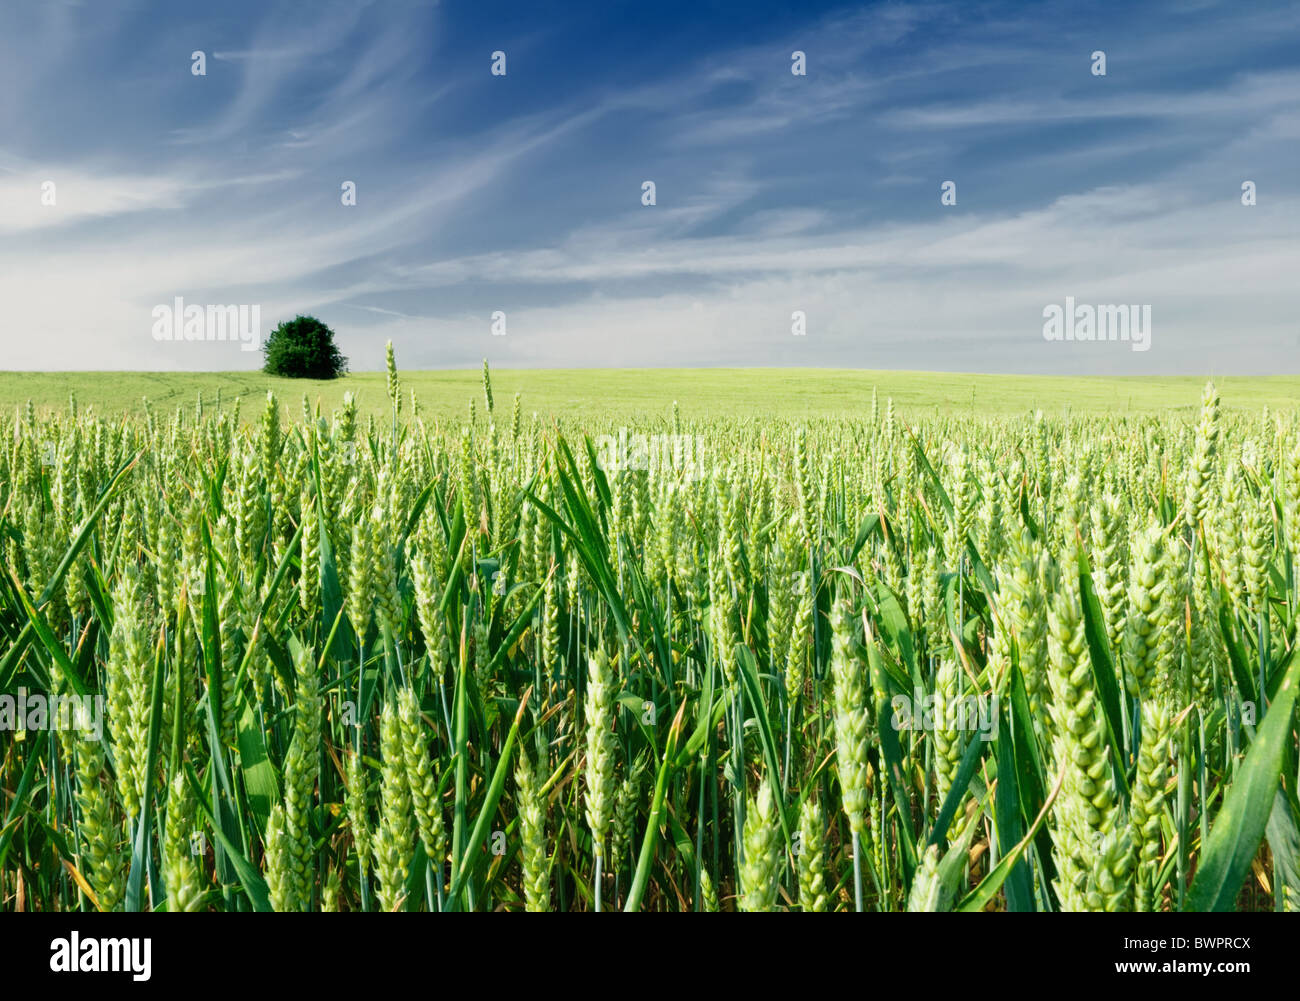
<box><xmin>1</xmin><ymin>368</ymin><xmax>1297</xmax><ymax>419</ymax></box>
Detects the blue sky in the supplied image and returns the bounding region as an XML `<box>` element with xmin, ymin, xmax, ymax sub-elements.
<box><xmin>1</xmin><ymin>0</ymin><xmax>1297</xmax><ymax>373</ymax></box>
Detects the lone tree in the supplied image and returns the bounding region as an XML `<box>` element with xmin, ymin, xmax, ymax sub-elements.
<box><xmin>262</xmin><ymin>315</ymin><xmax>349</xmax><ymax>379</ymax></box>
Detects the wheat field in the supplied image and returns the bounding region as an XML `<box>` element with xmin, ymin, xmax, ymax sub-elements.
<box><xmin>1</xmin><ymin>359</ymin><xmax>1297</xmax><ymax>912</ymax></box>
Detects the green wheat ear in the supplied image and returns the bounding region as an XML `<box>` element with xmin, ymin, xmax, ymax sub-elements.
<box><xmin>264</xmin><ymin>804</ymin><xmax>291</xmax><ymax>913</ymax></box>
<box><xmin>386</xmin><ymin>340</ymin><xmax>400</xmax><ymax>412</ymax></box>
<box><xmin>583</xmin><ymin>651</ymin><xmax>618</xmax><ymax>861</ymax></box>
<box><xmin>829</xmin><ymin>599</ymin><xmax>869</xmax><ymax>836</ymax></box>
<box><xmin>1044</xmin><ymin>561</ymin><xmax>1126</xmax><ymax>911</ymax></box>
<box><xmin>321</xmin><ymin>866</ymin><xmax>342</xmax><ymax>913</ymax></box>
<box><xmin>373</xmin><ymin>701</ymin><xmax>416</xmax><ymax>912</ymax></box>
<box><xmin>344</xmin><ymin>749</ymin><xmax>372</xmax><ymax>874</ymax></box>
<box><xmin>73</xmin><ymin>722</ymin><xmax>124</xmax><ymax>912</ymax></box>
<box><xmin>796</xmin><ymin>796</ymin><xmax>829</xmax><ymax>913</ymax></box>
<box><xmin>279</xmin><ymin>640</ymin><xmax>322</xmax><ymax>910</ymax></box>
<box><xmin>1130</xmin><ymin>701</ymin><xmax>1172</xmax><ymax>912</ymax></box>
<box><xmin>609</xmin><ymin>768</ymin><xmax>641</xmax><ymax>875</ymax></box>
<box><xmin>699</xmin><ymin>867</ymin><xmax>719</xmax><ymax>912</ymax></box>
<box><xmin>1183</xmin><ymin>380</ymin><xmax>1220</xmax><ymax>530</ymax></box>
<box><xmin>932</xmin><ymin>656</ymin><xmax>964</xmax><ymax>825</ymax></box>
<box><xmin>515</xmin><ymin>748</ymin><xmax>550</xmax><ymax>913</ymax></box>
<box><xmin>397</xmin><ymin>688</ymin><xmax>446</xmax><ymax>891</ymax></box>
<box><xmin>739</xmin><ymin>781</ymin><xmax>781</xmax><ymax>912</ymax></box>
<box><xmin>905</xmin><ymin>844</ymin><xmax>945</xmax><ymax>912</ymax></box>
<box><xmin>162</xmin><ymin>773</ymin><xmax>203</xmax><ymax>913</ymax></box>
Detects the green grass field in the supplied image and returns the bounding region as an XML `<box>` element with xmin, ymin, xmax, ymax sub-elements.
<box><xmin>3</xmin><ymin>369</ymin><xmax>1298</xmax><ymax>422</ymax></box>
